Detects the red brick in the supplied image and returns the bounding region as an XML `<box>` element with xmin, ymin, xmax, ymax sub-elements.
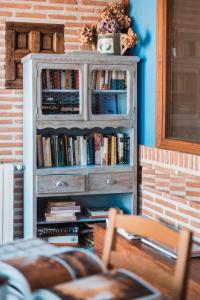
<box><xmin>16</xmin><ymin>12</ymin><xmax>46</xmax><ymax>18</ymax></box>
<box><xmin>191</xmin><ymin>221</ymin><xmax>200</xmax><ymax>229</ymax></box>
<box><xmin>0</xmin><ymin>104</ymin><xmax>12</xmax><ymax>109</ymax></box>
<box><xmin>0</xmin><ymin>135</ymin><xmax>12</xmax><ymax>140</ymax></box>
<box><xmin>0</xmin><ymin>143</ymin><xmax>23</xmax><ymax>148</ymax></box>
<box><xmin>33</xmin><ymin>5</ymin><xmax>63</xmax><ymax>10</ymax></box>
<box><xmin>155</xmin><ymin>198</ymin><xmax>176</xmax><ymax>210</ymax></box>
<box><xmin>0</xmin><ymin>3</ymin><xmax>31</xmax><ymax>9</ymax></box>
<box><xmin>143</xmin><ymin>201</ymin><xmax>163</xmax><ymax>213</ymax></box>
<box><xmin>0</xmin><ymin>11</ymin><xmax>13</xmax><ymax>17</ymax></box>
<box><xmin>0</xmin><ymin>150</ymin><xmax>12</xmax><ymax>155</ymax></box>
<box><xmin>0</xmin><ymin>158</ymin><xmax>22</xmax><ymax>163</ymax></box>
<box><xmin>0</xmin><ymin>120</ymin><xmax>12</xmax><ymax>124</ymax></box>
<box><xmin>165</xmin><ymin>211</ymin><xmax>188</xmax><ymax>223</ymax></box>
<box><xmin>142</xmin><ymin>209</ymin><xmax>154</xmax><ymax>218</ymax></box>
<box><xmin>0</xmin><ymin>128</ymin><xmax>22</xmax><ymax>133</ymax></box>
<box><xmin>179</xmin><ymin>208</ymin><xmax>200</xmax><ymax>219</ymax></box>
<box><xmin>49</xmin><ymin>0</ymin><xmax>77</xmax><ymax>3</ymax></box>
<box><xmin>48</xmin><ymin>14</ymin><xmax>77</xmax><ymax>20</ymax></box>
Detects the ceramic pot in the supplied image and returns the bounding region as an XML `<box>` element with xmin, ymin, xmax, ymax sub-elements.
<box><xmin>97</xmin><ymin>33</ymin><xmax>121</xmax><ymax>55</ymax></box>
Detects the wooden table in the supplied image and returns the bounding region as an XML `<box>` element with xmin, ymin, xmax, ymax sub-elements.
<box><xmin>93</xmin><ymin>224</ymin><xmax>200</xmax><ymax>300</ymax></box>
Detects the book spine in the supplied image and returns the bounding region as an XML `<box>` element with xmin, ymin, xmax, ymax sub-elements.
<box><xmin>46</xmin><ymin>69</ymin><xmax>50</xmax><ymax>89</ymax></box>
<box><xmin>108</xmin><ymin>136</ymin><xmax>111</xmax><ymax>165</ymax></box>
<box><xmin>103</xmin><ymin>137</ymin><xmax>108</xmax><ymax>165</ymax></box>
<box><xmin>75</xmin><ymin>70</ymin><xmax>79</xmax><ymax>90</ymax></box>
<box><xmin>94</xmin><ymin>133</ymin><xmax>102</xmax><ymax>165</ymax></box>
<box><xmin>69</xmin><ymin>137</ymin><xmax>73</xmax><ymax>166</ymax></box>
<box><xmin>111</xmin><ymin>135</ymin><xmax>115</xmax><ymax>166</ymax></box>
<box><xmin>65</xmin><ymin>70</ymin><xmax>70</xmax><ymax>90</ymax></box>
<box><xmin>61</xmin><ymin>70</ymin><xmax>66</xmax><ymax>90</ymax></box>
<box><xmin>42</xmin><ymin>70</ymin><xmax>47</xmax><ymax>90</ymax></box>
<box><xmin>117</xmin><ymin>133</ymin><xmax>124</xmax><ymax>164</ymax></box>
<box><xmin>46</xmin><ymin>137</ymin><xmax>52</xmax><ymax>167</ymax></box>
<box><xmin>58</xmin><ymin>136</ymin><xmax>65</xmax><ymax>166</ymax></box>
<box><xmin>37</xmin><ymin>134</ymin><xmax>44</xmax><ymax>168</ymax></box>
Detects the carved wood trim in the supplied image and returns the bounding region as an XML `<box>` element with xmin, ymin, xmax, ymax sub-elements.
<box><xmin>5</xmin><ymin>22</ymin><xmax>64</xmax><ymax>89</ymax></box>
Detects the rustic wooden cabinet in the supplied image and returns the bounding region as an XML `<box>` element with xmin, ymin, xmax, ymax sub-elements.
<box><xmin>22</xmin><ymin>52</ymin><xmax>139</xmax><ymax>240</ymax></box>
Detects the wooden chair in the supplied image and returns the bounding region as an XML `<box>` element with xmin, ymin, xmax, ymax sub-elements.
<box><xmin>102</xmin><ymin>208</ymin><xmax>192</xmax><ymax>300</ymax></box>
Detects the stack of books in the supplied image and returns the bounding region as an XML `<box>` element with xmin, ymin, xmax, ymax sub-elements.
<box><xmin>85</xmin><ymin>207</ymin><xmax>110</xmax><ymax>219</ymax></box>
<box><xmin>92</xmin><ymin>70</ymin><xmax>127</xmax><ymax>90</ymax></box>
<box><xmin>37</xmin><ymin>133</ymin><xmax>130</xmax><ymax>168</ymax></box>
<box><xmin>42</xmin><ymin>69</ymin><xmax>79</xmax><ymax>90</ymax></box>
<box><xmin>45</xmin><ymin>201</ymin><xmax>81</xmax><ymax>222</ymax></box>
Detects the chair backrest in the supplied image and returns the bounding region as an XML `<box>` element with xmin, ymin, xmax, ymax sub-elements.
<box><xmin>102</xmin><ymin>208</ymin><xmax>192</xmax><ymax>300</ymax></box>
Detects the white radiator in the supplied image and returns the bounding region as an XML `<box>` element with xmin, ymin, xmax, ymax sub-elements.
<box><xmin>0</xmin><ymin>164</ymin><xmax>14</xmax><ymax>244</ymax></box>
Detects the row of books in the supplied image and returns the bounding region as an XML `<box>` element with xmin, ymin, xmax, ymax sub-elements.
<box><xmin>42</xmin><ymin>69</ymin><xmax>79</xmax><ymax>90</ymax></box>
<box><xmin>37</xmin><ymin>133</ymin><xmax>130</xmax><ymax>168</ymax></box>
<box><xmin>92</xmin><ymin>93</ymin><xmax>126</xmax><ymax>115</ymax></box>
<box><xmin>42</xmin><ymin>92</ymin><xmax>79</xmax><ymax>115</ymax></box>
<box><xmin>92</xmin><ymin>70</ymin><xmax>127</xmax><ymax>90</ymax></box>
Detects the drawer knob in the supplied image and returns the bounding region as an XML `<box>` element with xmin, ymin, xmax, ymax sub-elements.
<box><xmin>106</xmin><ymin>178</ymin><xmax>115</xmax><ymax>185</ymax></box>
<box><xmin>56</xmin><ymin>181</ymin><xmax>67</xmax><ymax>187</ymax></box>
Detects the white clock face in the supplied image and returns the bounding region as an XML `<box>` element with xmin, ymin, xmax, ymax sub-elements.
<box><xmin>97</xmin><ymin>37</ymin><xmax>114</xmax><ymax>54</ymax></box>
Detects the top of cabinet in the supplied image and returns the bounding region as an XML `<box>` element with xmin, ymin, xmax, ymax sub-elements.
<box><xmin>21</xmin><ymin>51</ymin><xmax>140</xmax><ymax>65</ymax></box>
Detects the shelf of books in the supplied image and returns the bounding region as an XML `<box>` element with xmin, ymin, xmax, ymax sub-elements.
<box><xmin>91</xmin><ymin>70</ymin><xmax>128</xmax><ymax>115</ymax></box>
<box><xmin>36</xmin><ymin>130</ymin><xmax>131</xmax><ymax>168</ymax></box>
<box><xmin>23</xmin><ymin>53</ymin><xmax>138</xmax><ymax>251</ymax></box>
<box><xmin>41</xmin><ymin>69</ymin><xmax>80</xmax><ymax>115</ymax></box>
<box><xmin>37</xmin><ymin>200</ymin><xmax>111</xmax><ymax>249</ymax></box>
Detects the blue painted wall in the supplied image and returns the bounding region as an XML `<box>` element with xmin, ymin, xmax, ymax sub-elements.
<box><xmin>130</xmin><ymin>0</ymin><xmax>157</xmax><ymax>146</ymax></box>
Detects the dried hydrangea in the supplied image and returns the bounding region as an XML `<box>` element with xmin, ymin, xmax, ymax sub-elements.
<box><xmin>100</xmin><ymin>3</ymin><xmax>131</xmax><ymax>31</ymax></box>
<box><xmin>96</xmin><ymin>19</ymin><xmax>121</xmax><ymax>34</ymax></box>
<box><xmin>78</xmin><ymin>25</ymin><xmax>96</xmax><ymax>46</ymax></box>
<box><xmin>121</xmin><ymin>28</ymin><xmax>138</xmax><ymax>54</ymax></box>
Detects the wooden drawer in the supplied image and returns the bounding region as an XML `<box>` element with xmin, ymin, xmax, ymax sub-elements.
<box><xmin>36</xmin><ymin>174</ymin><xmax>85</xmax><ymax>194</ymax></box>
<box><xmin>88</xmin><ymin>172</ymin><xmax>133</xmax><ymax>193</ymax></box>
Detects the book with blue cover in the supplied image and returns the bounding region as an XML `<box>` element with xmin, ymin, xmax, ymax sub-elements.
<box><xmin>99</xmin><ymin>93</ymin><xmax>117</xmax><ymax>114</ymax></box>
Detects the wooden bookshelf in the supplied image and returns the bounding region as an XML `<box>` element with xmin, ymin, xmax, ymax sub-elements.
<box><xmin>22</xmin><ymin>52</ymin><xmax>139</xmax><ymax>249</ymax></box>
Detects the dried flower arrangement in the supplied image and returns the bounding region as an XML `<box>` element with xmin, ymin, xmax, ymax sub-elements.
<box><xmin>78</xmin><ymin>2</ymin><xmax>138</xmax><ymax>54</ymax></box>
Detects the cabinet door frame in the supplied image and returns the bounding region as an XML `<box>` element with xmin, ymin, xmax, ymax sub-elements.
<box><xmin>88</xmin><ymin>64</ymin><xmax>135</xmax><ymax>121</ymax></box>
<box><xmin>36</xmin><ymin>62</ymin><xmax>85</xmax><ymax>121</ymax></box>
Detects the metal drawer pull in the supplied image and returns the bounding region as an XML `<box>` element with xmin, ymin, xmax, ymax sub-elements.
<box><xmin>106</xmin><ymin>178</ymin><xmax>115</xmax><ymax>185</ymax></box>
<box><xmin>56</xmin><ymin>181</ymin><xmax>67</xmax><ymax>187</ymax></box>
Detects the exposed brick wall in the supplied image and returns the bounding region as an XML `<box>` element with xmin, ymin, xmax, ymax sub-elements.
<box><xmin>139</xmin><ymin>146</ymin><xmax>200</xmax><ymax>243</ymax></box>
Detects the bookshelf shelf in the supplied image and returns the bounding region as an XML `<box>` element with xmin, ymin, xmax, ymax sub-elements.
<box><xmin>37</xmin><ymin>216</ymin><xmax>107</xmax><ymax>225</ymax></box>
<box><xmin>22</xmin><ymin>52</ymin><xmax>139</xmax><ymax>248</ymax></box>
<box><xmin>92</xmin><ymin>90</ymin><xmax>127</xmax><ymax>94</ymax></box>
<box><xmin>42</xmin><ymin>90</ymin><xmax>79</xmax><ymax>93</ymax></box>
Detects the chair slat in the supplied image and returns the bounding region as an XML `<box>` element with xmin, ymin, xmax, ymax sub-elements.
<box><xmin>115</xmin><ymin>214</ymin><xmax>179</xmax><ymax>249</ymax></box>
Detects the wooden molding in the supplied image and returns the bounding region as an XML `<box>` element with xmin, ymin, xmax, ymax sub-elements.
<box><xmin>156</xmin><ymin>0</ymin><xmax>200</xmax><ymax>155</ymax></box>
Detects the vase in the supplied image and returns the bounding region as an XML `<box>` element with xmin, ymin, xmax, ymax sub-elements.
<box><xmin>97</xmin><ymin>33</ymin><xmax>121</xmax><ymax>55</ymax></box>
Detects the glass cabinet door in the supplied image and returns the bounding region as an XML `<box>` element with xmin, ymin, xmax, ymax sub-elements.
<box><xmin>89</xmin><ymin>65</ymin><xmax>134</xmax><ymax>121</ymax></box>
<box><xmin>37</xmin><ymin>63</ymin><xmax>84</xmax><ymax>121</ymax></box>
